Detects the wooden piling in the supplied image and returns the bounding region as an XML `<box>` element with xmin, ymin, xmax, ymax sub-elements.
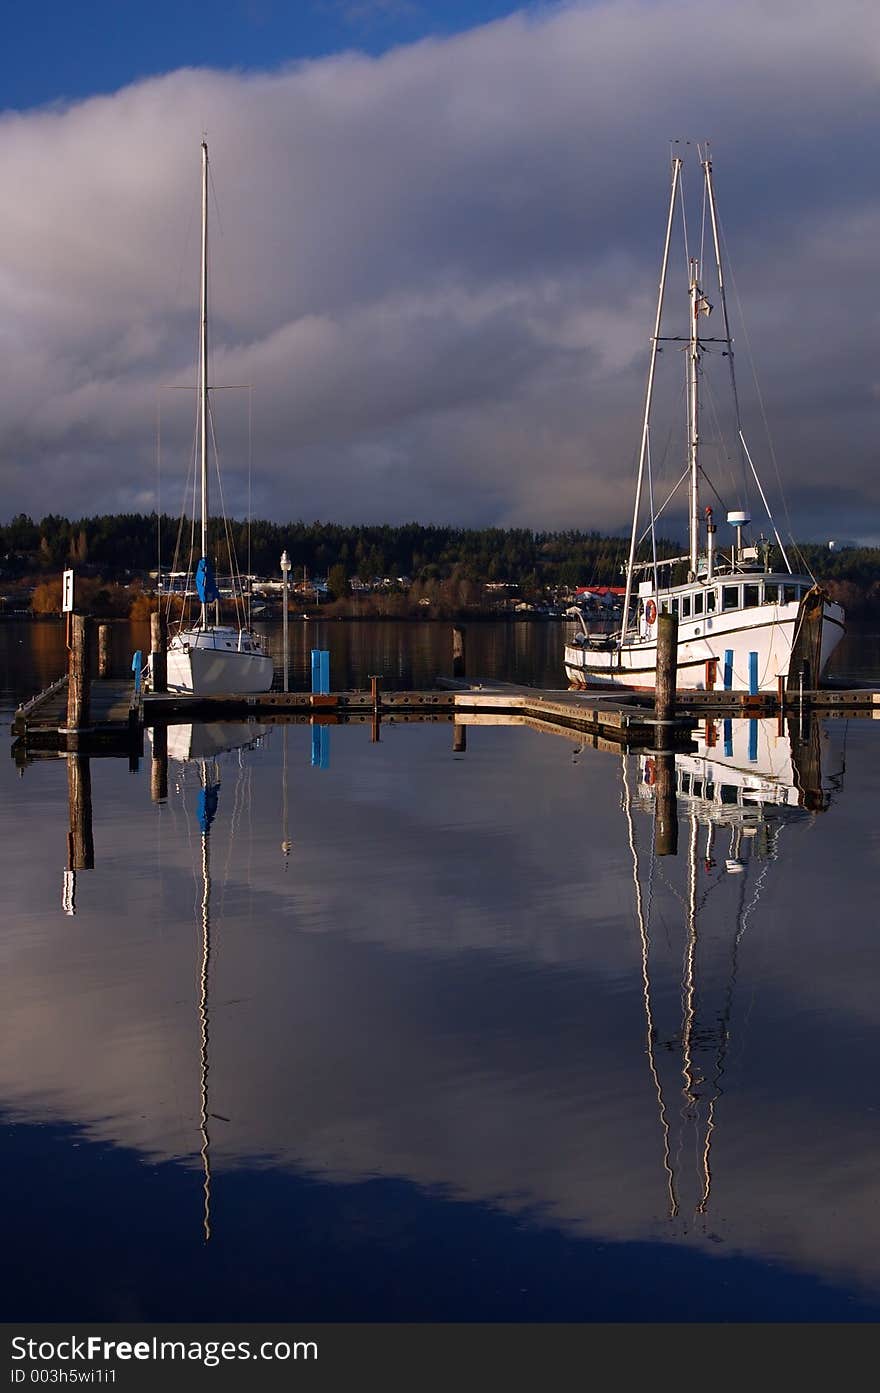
<box><xmin>655</xmin><ymin>611</ymin><xmax>677</xmax><ymax>722</ymax></box>
<box><xmin>65</xmin><ymin>614</ymin><xmax>91</xmax><ymax>734</ymax></box>
<box><xmin>150</xmin><ymin>610</ymin><xmax>167</xmax><ymax>694</ymax></box>
<box><xmin>653</xmin><ymin>750</ymin><xmax>678</xmax><ymax>856</ymax></box>
<box><xmin>453</xmin><ymin>723</ymin><xmax>467</xmax><ymax>753</ymax></box>
<box><xmin>369</xmin><ymin>674</ymin><xmax>381</xmax><ymax>707</ymax></box>
<box><xmin>150</xmin><ymin>723</ymin><xmax>168</xmax><ymax>803</ymax></box>
<box><xmin>98</xmin><ymin>623</ymin><xmax>111</xmax><ymax>679</ymax></box>
<box><xmin>67</xmin><ymin>754</ymin><xmax>94</xmax><ymax>870</ymax></box>
<box><xmin>452</xmin><ymin>626</ymin><xmax>466</xmax><ymax>679</ymax></box>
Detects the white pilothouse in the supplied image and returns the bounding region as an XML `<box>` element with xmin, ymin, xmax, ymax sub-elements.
<box><xmin>160</xmin><ymin>141</ymin><xmax>273</xmax><ymax>696</ymax></box>
<box><xmin>565</xmin><ymin>150</ymin><xmax>844</xmax><ymax>693</ymax></box>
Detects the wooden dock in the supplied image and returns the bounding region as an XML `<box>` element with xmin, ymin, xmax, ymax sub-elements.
<box><xmin>12</xmin><ymin>672</ymin><xmax>880</xmax><ymax>764</ymax></box>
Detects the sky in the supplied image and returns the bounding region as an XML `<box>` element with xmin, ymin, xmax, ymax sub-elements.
<box><xmin>0</xmin><ymin>0</ymin><xmax>877</xmax><ymax>542</ymax></box>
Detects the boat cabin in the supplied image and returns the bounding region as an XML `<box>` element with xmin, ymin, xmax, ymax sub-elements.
<box><xmin>637</xmin><ymin>575</ymin><xmax>811</xmax><ymax>636</ymax></box>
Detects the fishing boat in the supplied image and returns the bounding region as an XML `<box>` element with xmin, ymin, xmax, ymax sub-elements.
<box><xmin>160</xmin><ymin>141</ymin><xmax>274</xmax><ymax>696</ymax></box>
<box><xmin>565</xmin><ymin>150</ymin><xmax>845</xmax><ymax>693</ymax></box>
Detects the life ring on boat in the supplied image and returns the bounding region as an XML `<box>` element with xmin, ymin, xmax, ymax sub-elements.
<box><xmin>645</xmin><ymin>757</ymin><xmax>656</xmax><ymax>786</ymax></box>
<box><xmin>645</xmin><ymin>599</ymin><xmax>657</xmax><ymax>625</ymax></box>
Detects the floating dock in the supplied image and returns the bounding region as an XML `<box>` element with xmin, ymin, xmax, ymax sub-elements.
<box><xmin>12</xmin><ymin>671</ymin><xmax>880</xmax><ymax>764</ymax></box>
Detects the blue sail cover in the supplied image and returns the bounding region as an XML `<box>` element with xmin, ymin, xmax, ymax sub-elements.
<box><xmin>196</xmin><ymin>557</ymin><xmax>221</xmax><ymax>605</ymax></box>
<box><xmin>198</xmin><ymin>783</ymin><xmax>220</xmax><ymax>834</ymax></box>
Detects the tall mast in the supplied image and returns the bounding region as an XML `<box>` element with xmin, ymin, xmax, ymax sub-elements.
<box><xmin>620</xmin><ymin>156</ymin><xmax>682</xmax><ymax>647</ymax></box>
<box><xmin>199</xmin><ymin>140</ymin><xmax>209</xmax><ymax>626</ymax></box>
<box><xmin>687</xmin><ymin>259</ymin><xmax>701</xmax><ymax>578</ymax></box>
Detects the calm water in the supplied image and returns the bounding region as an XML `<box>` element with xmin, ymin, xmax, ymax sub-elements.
<box><xmin>2</xmin><ymin>619</ymin><xmax>880</xmax><ymax>1321</ymax></box>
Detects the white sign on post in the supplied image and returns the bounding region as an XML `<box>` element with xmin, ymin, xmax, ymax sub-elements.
<box><xmin>62</xmin><ymin>569</ymin><xmax>75</xmax><ymax>613</ymax></box>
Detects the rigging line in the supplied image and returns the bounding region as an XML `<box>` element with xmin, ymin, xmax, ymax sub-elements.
<box><xmin>248</xmin><ymin>385</ymin><xmax>253</xmax><ymax>630</ymax></box>
<box><xmin>156</xmin><ymin>396</ymin><xmax>162</xmax><ymax>591</ymax></box>
<box><xmin>207</xmin><ymin>398</ymin><xmax>245</xmax><ymax>630</ymax></box>
<box><xmin>716</xmin><ymin>214</ymin><xmax>799</xmax><ymax>550</ymax></box>
<box><xmin>698</xmin><ymin>842</ymin><xmax>769</xmax><ymax>1214</ymax></box>
<box><xmin>739</xmin><ymin>431</ymin><xmax>797</xmax><ymax>576</ymax></box>
<box><xmin>637</xmin><ymin>468</ymin><xmax>689</xmax><ymax>549</ymax></box>
<box><xmin>678</xmin><ymin>163</ymin><xmax>691</xmax><ymax>276</ymax></box>
<box><xmin>699</xmin><ymin>161</ymin><xmax>708</xmax><ymax>281</ymax></box>
<box><xmin>646</xmin><ymin>430</ymin><xmax>658</xmax><ymax>593</ymax></box>
<box><xmin>621</xmin><ymin>754</ymin><xmax>678</xmax><ymax>1218</ymax></box>
<box><xmin>700</xmin><ymin>356</ymin><xmax>742</xmax><ymax>507</ymax></box>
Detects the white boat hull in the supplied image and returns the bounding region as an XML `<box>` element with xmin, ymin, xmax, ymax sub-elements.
<box><xmin>165</xmin><ymin>628</ymin><xmax>274</xmax><ymax>695</ymax></box>
<box><xmin>564</xmin><ymin>595</ymin><xmax>844</xmax><ymax>693</ymax></box>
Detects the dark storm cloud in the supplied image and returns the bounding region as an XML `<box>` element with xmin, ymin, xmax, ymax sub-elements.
<box><xmin>0</xmin><ymin>0</ymin><xmax>876</xmax><ymax>537</ymax></box>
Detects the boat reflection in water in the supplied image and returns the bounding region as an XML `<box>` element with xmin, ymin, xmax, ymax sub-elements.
<box><xmin>151</xmin><ymin>720</ymin><xmax>269</xmax><ymax>1240</ymax></box>
<box><xmin>622</xmin><ymin>714</ymin><xmax>845</xmax><ymax>1223</ymax></box>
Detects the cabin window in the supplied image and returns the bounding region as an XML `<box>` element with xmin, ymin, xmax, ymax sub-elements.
<box><xmin>671</xmin><ymin>598</ymin><xmax>679</xmax><ymax>618</ymax></box>
<box><xmin>660</xmin><ymin>599</ymin><xmax>670</xmax><ymax>614</ymax></box>
<box><xmin>743</xmin><ymin>584</ymin><xmax>760</xmax><ymax>608</ymax></box>
<box><xmin>720</xmin><ymin>784</ymin><xmax>738</xmax><ymax>805</ymax></box>
<box><xmin>693</xmin><ymin>592</ymin><xmax>704</xmax><ymax>616</ymax></box>
<box><xmin>722</xmin><ymin>586</ymin><xmax>740</xmax><ymax>611</ymax></box>
<box><xmin>681</xmin><ymin>595</ymin><xmax>691</xmax><ymax>619</ymax></box>
<box><xmin>783</xmin><ymin>583</ymin><xmax>799</xmax><ymax>605</ymax></box>
<box><xmin>706</xmin><ymin>590</ymin><xmax>716</xmax><ymax>613</ymax></box>
<box><xmin>692</xmin><ymin>779</ymin><xmax>704</xmax><ymax>799</ymax></box>
<box><xmin>764</xmin><ymin>582</ymin><xmax>780</xmax><ymax>604</ymax></box>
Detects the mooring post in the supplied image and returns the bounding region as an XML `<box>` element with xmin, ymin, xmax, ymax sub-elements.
<box><xmin>654</xmin><ymin>611</ymin><xmax>677</xmax><ymax>724</ymax></box>
<box><xmin>653</xmin><ymin>750</ymin><xmax>678</xmax><ymax>856</ymax></box>
<box><xmin>453</xmin><ymin>723</ymin><xmax>467</xmax><ymax>753</ymax></box>
<box><xmin>150</xmin><ymin>610</ymin><xmax>167</xmax><ymax>694</ymax></box>
<box><xmin>65</xmin><ymin>614</ymin><xmax>92</xmax><ymax>737</ymax></box>
<box><xmin>98</xmin><ymin>623</ymin><xmax>111</xmax><ymax>679</ymax></box>
<box><xmin>369</xmin><ymin>674</ymin><xmax>381</xmax><ymax>708</ymax></box>
<box><xmin>67</xmin><ymin>754</ymin><xmax>94</xmax><ymax>871</ymax></box>
<box><xmin>452</xmin><ymin>625</ymin><xmax>466</xmax><ymax>679</ymax></box>
<box><xmin>150</xmin><ymin>723</ymin><xmax>168</xmax><ymax>804</ymax></box>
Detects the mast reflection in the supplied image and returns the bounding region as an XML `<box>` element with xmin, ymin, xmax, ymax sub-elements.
<box><xmin>623</xmin><ymin>714</ymin><xmax>844</xmax><ymax>1224</ymax></box>
<box><xmin>157</xmin><ymin>721</ymin><xmax>268</xmax><ymax>1241</ymax></box>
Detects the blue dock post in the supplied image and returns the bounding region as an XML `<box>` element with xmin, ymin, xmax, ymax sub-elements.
<box><xmin>749</xmin><ymin>651</ymin><xmax>759</xmax><ymax>696</ymax></box>
<box><xmin>748</xmin><ymin>718</ymin><xmax>758</xmax><ymax>763</ymax></box>
<box><xmin>723</xmin><ymin>718</ymin><xmax>733</xmax><ymax>759</ymax></box>
<box><xmin>723</xmin><ymin>649</ymin><xmax>734</xmax><ymax>691</ymax></box>
<box><xmin>311</xmin><ymin>649</ymin><xmax>330</xmax><ymax>695</ymax></box>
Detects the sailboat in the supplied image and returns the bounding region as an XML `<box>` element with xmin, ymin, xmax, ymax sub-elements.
<box><xmin>163</xmin><ymin>141</ymin><xmax>274</xmax><ymax>696</ymax></box>
<box><xmin>564</xmin><ymin>149</ymin><xmax>845</xmax><ymax>693</ymax></box>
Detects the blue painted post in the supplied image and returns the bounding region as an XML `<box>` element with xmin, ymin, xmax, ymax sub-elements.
<box><xmin>131</xmin><ymin>650</ymin><xmax>143</xmax><ymax>695</ymax></box>
<box><xmin>723</xmin><ymin>718</ymin><xmax>733</xmax><ymax>759</ymax></box>
<box><xmin>311</xmin><ymin>649</ymin><xmax>330</xmax><ymax>695</ymax></box>
<box><xmin>723</xmin><ymin>649</ymin><xmax>734</xmax><ymax>691</ymax></box>
<box><xmin>749</xmin><ymin>651</ymin><xmax>759</xmax><ymax>696</ymax></box>
<box><xmin>311</xmin><ymin>725</ymin><xmax>330</xmax><ymax>769</ymax></box>
<box><xmin>748</xmin><ymin>718</ymin><xmax>758</xmax><ymax>763</ymax></box>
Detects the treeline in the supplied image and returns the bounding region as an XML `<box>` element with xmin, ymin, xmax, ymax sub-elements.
<box><xmin>2</xmin><ymin>511</ymin><xmax>878</xmax><ymax>597</ymax></box>
<box><xmin>1</xmin><ymin>511</ymin><xmax>663</xmax><ymax>590</ymax></box>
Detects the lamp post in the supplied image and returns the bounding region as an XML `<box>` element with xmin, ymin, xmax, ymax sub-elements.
<box><xmin>280</xmin><ymin>549</ymin><xmax>291</xmax><ymax>692</ymax></box>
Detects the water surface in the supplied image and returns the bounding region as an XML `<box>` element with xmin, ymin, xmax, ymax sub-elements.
<box><xmin>2</xmin><ymin>620</ymin><xmax>879</xmax><ymax>1320</ymax></box>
